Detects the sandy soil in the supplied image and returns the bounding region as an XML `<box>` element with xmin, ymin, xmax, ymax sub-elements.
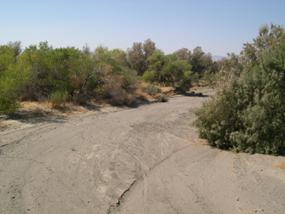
<box><xmin>0</xmin><ymin>93</ymin><xmax>285</xmax><ymax>214</ymax></box>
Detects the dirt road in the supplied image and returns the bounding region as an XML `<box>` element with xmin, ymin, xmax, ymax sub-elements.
<box><xmin>1</xmin><ymin>94</ymin><xmax>285</xmax><ymax>214</ymax></box>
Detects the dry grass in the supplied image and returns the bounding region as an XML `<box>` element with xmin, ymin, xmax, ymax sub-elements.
<box><xmin>1</xmin><ymin>82</ymin><xmax>177</xmax><ymax>133</ymax></box>
<box><xmin>19</xmin><ymin>101</ymin><xmax>90</xmax><ymax>117</ymax></box>
<box><xmin>159</xmin><ymin>86</ymin><xmax>174</xmax><ymax>95</ymax></box>
<box><xmin>16</xmin><ymin>83</ymin><xmax>173</xmax><ymax>119</ymax></box>
<box><xmin>21</xmin><ymin>101</ymin><xmax>52</xmax><ymax>111</ymax></box>
<box><xmin>273</xmin><ymin>163</ymin><xmax>285</xmax><ymax>170</ymax></box>
<box><xmin>134</xmin><ymin>82</ymin><xmax>157</xmax><ymax>102</ymax></box>
<box><xmin>135</xmin><ymin>81</ymin><xmax>174</xmax><ymax>102</ymax></box>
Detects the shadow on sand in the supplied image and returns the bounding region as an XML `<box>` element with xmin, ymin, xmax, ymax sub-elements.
<box><xmin>179</xmin><ymin>91</ymin><xmax>209</xmax><ymax>97</ymax></box>
<box><xmin>1</xmin><ymin>103</ymin><xmax>100</xmax><ymax>125</ymax></box>
<box><xmin>5</xmin><ymin>110</ymin><xmax>67</xmax><ymax>124</ymax></box>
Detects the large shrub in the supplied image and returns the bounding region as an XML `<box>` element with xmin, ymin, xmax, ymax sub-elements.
<box><xmin>19</xmin><ymin>43</ymin><xmax>94</xmax><ymax>101</ymax></box>
<box><xmin>143</xmin><ymin>51</ymin><xmax>192</xmax><ymax>92</ymax></box>
<box><xmin>0</xmin><ymin>67</ymin><xmax>28</xmax><ymax>114</ymax></box>
<box><xmin>143</xmin><ymin>84</ymin><xmax>161</xmax><ymax>96</ymax></box>
<box><xmin>94</xmin><ymin>47</ymin><xmax>137</xmax><ymax>106</ymax></box>
<box><xmin>0</xmin><ymin>43</ymin><xmax>27</xmax><ymax>114</ymax></box>
<box><xmin>49</xmin><ymin>90</ymin><xmax>68</xmax><ymax>108</ymax></box>
<box><xmin>196</xmin><ymin>25</ymin><xmax>285</xmax><ymax>155</ymax></box>
<box><xmin>0</xmin><ymin>71</ymin><xmax>20</xmax><ymax>113</ymax></box>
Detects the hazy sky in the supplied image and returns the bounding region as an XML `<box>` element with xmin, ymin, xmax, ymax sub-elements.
<box><xmin>1</xmin><ymin>0</ymin><xmax>285</xmax><ymax>55</ymax></box>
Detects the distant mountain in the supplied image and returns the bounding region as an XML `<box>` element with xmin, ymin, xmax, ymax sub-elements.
<box><xmin>212</xmin><ymin>55</ymin><xmax>225</xmax><ymax>61</ymax></box>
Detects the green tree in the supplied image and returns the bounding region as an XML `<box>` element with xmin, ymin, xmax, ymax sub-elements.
<box><xmin>143</xmin><ymin>51</ymin><xmax>192</xmax><ymax>92</ymax></box>
<box><xmin>143</xmin><ymin>39</ymin><xmax>156</xmax><ymax>59</ymax></box>
<box><xmin>127</xmin><ymin>39</ymin><xmax>157</xmax><ymax>75</ymax></box>
<box><xmin>127</xmin><ymin>42</ymin><xmax>145</xmax><ymax>75</ymax></box>
<box><xmin>0</xmin><ymin>42</ymin><xmax>21</xmax><ymax>74</ymax></box>
<box><xmin>189</xmin><ymin>47</ymin><xmax>213</xmax><ymax>76</ymax></box>
<box><xmin>162</xmin><ymin>56</ymin><xmax>192</xmax><ymax>92</ymax></box>
<box><xmin>174</xmin><ymin>48</ymin><xmax>190</xmax><ymax>61</ymax></box>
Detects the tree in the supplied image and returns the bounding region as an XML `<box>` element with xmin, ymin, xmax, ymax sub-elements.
<box><xmin>0</xmin><ymin>42</ymin><xmax>21</xmax><ymax>74</ymax></box>
<box><xmin>174</xmin><ymin>48</ymin><xmax>190</xmax><ymax>61</ymax></box>
<box><xmin>110</xmin><ymin>49</ymin><xmax>129</xmax><ymax>67</ymax></box>
<box><xmin>162</xmin><ymin>57</ymin><xmax>192</xmax><ymax>92</ymax></box>
<box><xmin>127</xmin><ymin>42</ymin><xmax>145</xmax><ymax>75</ymax></box>
<box><xmin>143</xmin><ymin>39</ymin><xmax>156</xmax><ymax>59</ymax></box>
<box><xmin>127</xmin><ymin>39</ymin><xmax>157</xmax><ymax>75</ymax></box>
<box><xmin>143</xmin><ymin>51</ymin><xmax>192</xmax><ymax>92</ymax></box>
<box><xmin>189</xmin><ymin>47</ymin><xmax>213</xmax><ymax>76</ymax></box>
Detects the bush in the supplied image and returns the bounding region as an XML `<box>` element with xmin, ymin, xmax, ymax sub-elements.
<box><xmin>1</xmin><ymin>40</ymin><xmax>210</xmax><ymax>112</ymax></box>
<box><xmin>0</xmin><ymin>43</ymin><xmax>25</xmax><ymax>114</ymax></box>
<box><xmin>157</xmin><ymin>94</ymin><xmax>168</xmax><ymax>102</ymax></box>
<box><xmin>102</xmin><ymin>74</ymin><xmax>136</xmax><ymax>106</ymax></box>
<box><xmin>195</xmin><ymin>87</ymin><xmax>241</xmax><ymax>150</ymax></box>
<box><xmin>144</xmin><ymin>52</ymin><xmax>193</xmax><ymax>93</ymax></box>
<box><xmin>196</xmin><ymin>25</ymin><xmax>285</xmax><ymax>155</ymax></box>
<box><xmin>0</xmin><ymin>78</ymin><xmax>19</xmax><ymax>114</ymax></box>
<box><xmin>142</xmin><ymin>70</ymin><xmax>155</xmax><ymax>82</ymax></box>
<box><xmin>0</xmin><ymin>65</ymin><xmax>27</xmax><ymax>114</ymax></box>
<box><xmin>49</xmin><ymin>90</ymin><xmax>68</xmax><ymax>108</ymax></box>
<box><xmin>143</xmin><ymin>84</ymin><xmax>161</xmax><ymax>96</ymax></box>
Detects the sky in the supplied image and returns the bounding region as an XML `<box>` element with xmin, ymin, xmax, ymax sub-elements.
<box><xmin>1</xmin><ymin>0</ymin><xmax>285</xmax><ymax>56</ymax></box>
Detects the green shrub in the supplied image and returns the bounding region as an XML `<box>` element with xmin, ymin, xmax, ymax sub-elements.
<box><xmin>0</xmin><ymin>64</ymin><xmax>27</xmax><ymax>114</ymax></box>
<box><xmin>0</xmin><ymin>43</ymin><xmax>24</xmax><ymax>114</ymax></box>
<box><xmin>196</xmin><ymin>25</ymin><xmax>285</xmax><ymax>155</ymax></box>
<box><xmin>0</xmin><ymin>78</ymin><xmax>19</xmax><ymax>114</ymax></box>
<box><xmin>101</xmin><ymin>74</ymin><xmax>136</xmax><ymax>106</ymax></box>
<box><xmin>49</xmin><ymin>90</ymin><xmax>68</xmax><ymax>108</ymax></box>
<box><xmin>157</xmin><ymin>94</ymin><xmax>168</xmax><ymax>102</ymax></box>
<box><xmin>120</xmin><ymin>69</ymin><xmax>137</xmax><ymax>92</ymax></box>
<box><xmin>143</xmin><ymin>84</ymin><xmax>161</xmax><ymax>96</ymax></box>
<box><xmin>144</xmin><ymin>52</ymin><xmax>193</xmax><ymax>92</ymax></box>
<box><xmin>195</xmin><ymin>87</ymin><xmax>241</xmax><ymax>150</ymax></box>
<box><xmin>142</xmin><ymin>70</ymin><xmax>155</xmax><ymax>82</ymax></box>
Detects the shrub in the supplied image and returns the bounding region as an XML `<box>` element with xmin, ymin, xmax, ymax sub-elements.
<box><xmin>195</xmin><ymin>87</ymin><xmax>241</xmax><ymax>150</ymax></box>
<box><xmin>0</xmin><ymin>65</ymin><xmax>27</xmax><ymax>114</ymax></box>
<box><xmin>143</xmin><ymin>84</ymin><xmax>161</xmax><ymax>96</ymax></box>
<box><xmin>157</xmin><ymin>94</ymin><xmax>168</xmax><ymax>102</ymax></box>
<box><xmin>142</xmin><ymin>70</ymin><xmax>155</xmax><ymax>82</ymax></box>
<box><xmin>49</xmin><ymin>90</ymin><xmax>68</xmax><ymax>108</ymax></box>
<box><xmin>144</xmin><ymin>52</ymin><xmax>193</xmax><ymax>93</ymax></box>
<box><xmin>102</xmin><ymin>74</ymin><xmax>136</xmax><ymax>106</ymax></box>
<box><xmin>0</xmin><ymin>43</ymin><xmax>24</xmax><ymax>114</ymax></box>
<box><xmin>0</xmin><ymin>77</ymin><xmax>19</xmax><ymax>114</ymax></box>
<box><xmin>120</xmin><ymin>69</ymin><xmax>137</xmax><ymax>92</ymax></box>
<box><xmin>196</xmin><ymin>25</ymin><xmax>285</xmax><ymax>155</ymax></box>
